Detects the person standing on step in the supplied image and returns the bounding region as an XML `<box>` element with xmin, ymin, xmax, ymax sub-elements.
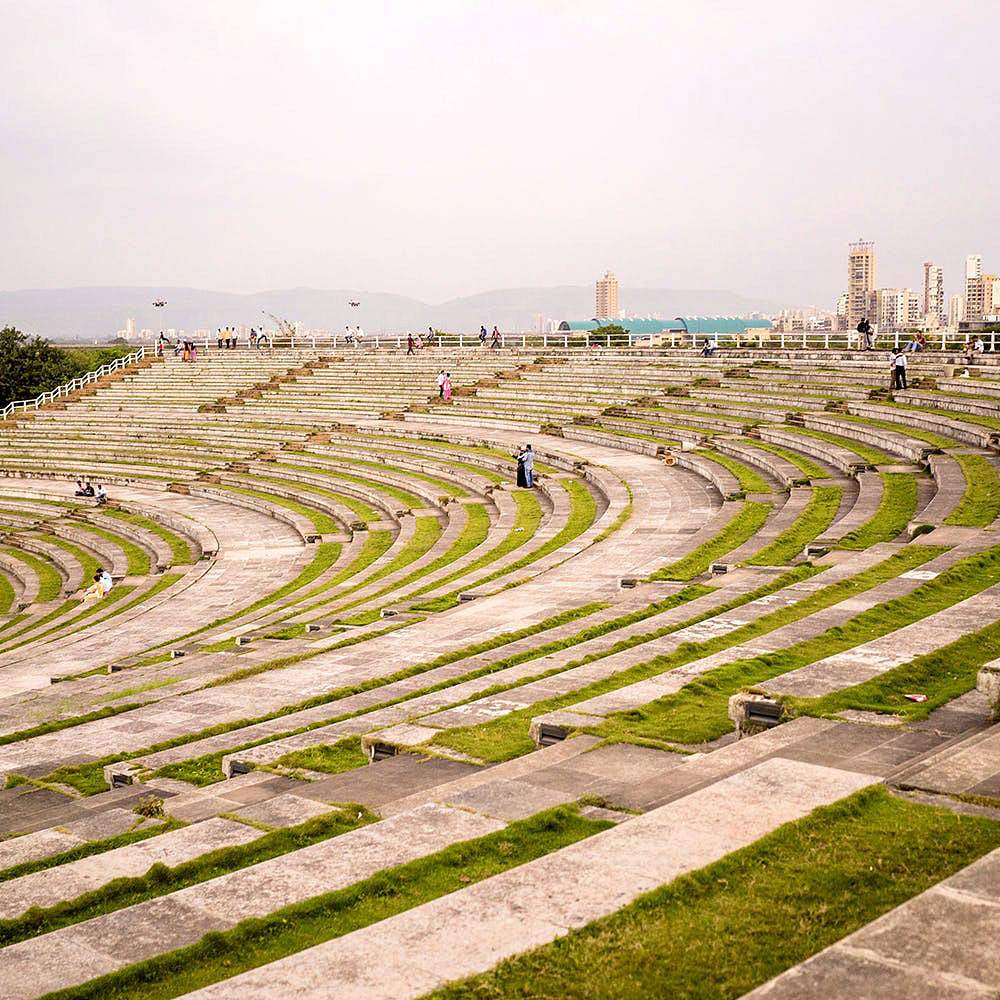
<box><xmin>893</xmin><ymin>349</ymin><xmax>908</xmax><ymax>390</ymax></box>
<box><xmin>406</xmin><ymin>333</ymin><xmax>415</xmax><ymax>356</ymax></box>
<box><xmin>217</xmin><ymin>328</ymin><xmax>223</xmax><ymax>349</ymax></box>
<box><xmin>857</xmin><ymin>316</ymin><xmax>873</xmax><ymax>351</ymax></box>
<box><xmin>515</xmin><ymin>447</ymin><xmax>527</xmax><ymax>488</ymax></box>
<box><xmin>442</xmin><ymin>372</ymin><xmax>452</xmax><ymax>401</ymax></box>
<box><xmin>437</xmin><ymin>369</ymin><xmax>445</xmax><ymax>398</ymax></box>
<box><xmin>522</xmin><ymin>443</ymin><xmax>534</xmax><ymax>487</ymax></box>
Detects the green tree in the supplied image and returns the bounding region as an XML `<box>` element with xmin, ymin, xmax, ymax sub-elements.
<box><xmin>0</xmin><ymin>327</ymin><xmax>81</xmax><ymax>408</ymax></box>
<box><xmin>590</xmin><ymin>324</ymin><xmax>632</xmax><ymax>346</ymax></box>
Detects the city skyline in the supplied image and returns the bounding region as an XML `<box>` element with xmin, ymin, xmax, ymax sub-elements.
<box><xmin>2</xmin><ymin>1</ymin><xmax>998</xmax><ymax>308</ymax></box>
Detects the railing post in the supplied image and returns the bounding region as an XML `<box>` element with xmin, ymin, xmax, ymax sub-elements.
<box><xmin>894</xmin><ymin>331</ymin><xmax>899</xmax><ymax>348</ymax></box>
<box><xmin>606</xmin><ymin>334</ymin><xmax>611</xmax><ymax>348</ymax></box>
<box><xmin>311</xmin><ymin>335</ymin><xmax>316</xmax><ymax>348</ymax></box>
<box><xmin>543</xmin><ymin>334</ymin><xmax>547</xmax><ymax>347</ymax></box>
<box><xmin>375</xmin><ymin>335</ymin><xmax>379</xmax><ymax>349</ymax></box>
<box><xmin>522</xmin><ymin>334</ymin><xmax>526</xmax><ymax>348</ymax></box>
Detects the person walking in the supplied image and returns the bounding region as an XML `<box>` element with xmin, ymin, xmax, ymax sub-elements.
<box><xmin>479</xmin><ymin>325</ymin><xmax>488</xmax><ymax>346</ymax></box>
<box><xmin>406</xmin><ymin>333</ymin><xmax>415</xmax><ymax>356</ymax></box>
<box><xmin>893</xmin><ymin>349</ymin><xmax>908</xmax><ymax>390</ymax></box>
<box><xmin>491</xmin><ymin>326</ymin><xmax>501</xmax><ymax>349</ymax></box>
<box><xmin>217</xmin><ymin>328</ymin><xmax>223</xmax><ymax>349</ymax></box>
<box><xmin>442</xmin><ymin>372</ymin><xmax>452</xmax><ymax>401</ymax></box>
<box><xmin>437</xmin><ymin>369</ymin><xmax>445</xmax><ymax>398</ymax></box>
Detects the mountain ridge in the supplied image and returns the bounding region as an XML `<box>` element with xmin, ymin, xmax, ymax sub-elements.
<box><xmin>0</xmin><ymin>285</ymin><xmax>780</xmax><ymax>340</ymax></box>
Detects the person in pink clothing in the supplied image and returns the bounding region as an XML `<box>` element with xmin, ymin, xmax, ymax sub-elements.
<box><xmin>442</xmin><ymin>373</ymin><xmax>452</xmax><ymax>401</ymax></box>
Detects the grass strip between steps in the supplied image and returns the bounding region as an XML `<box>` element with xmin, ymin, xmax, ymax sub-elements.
<box><xmin>747</xmin><ymin>485</ymin><xmax>841</xmax><ymax>565</ymax></box>
<box><xmin>0</xmin><ymin>547</ymin><xmax>63</xmax><ymax>602</ymax></box>
<box><xmin>943</xmin><ymin>453</ymin><xmax>1000</xmax><ymax>527</ymax></box>
<box><xmin>692</xmin><ymin>449</ymin><xmax>770</xmax><ymax>494</ymax></box>
<box><xmin>0</xmin><ymin>819</ymin><xmax>184</xmax><ymax>885</ymax></box>
<box><xmin>425</xmin><ymin>787</ymin><xmax>1000</xmax><ymax>1000</ymax></box>
<box><xmin>591</xmin><ymin>542</ymin><xmax>1000</xmax><ymax>747</ymax></box>
<box><xmin>739</xmin><ymin>439</ymin><xmax>828</xmax><ymax>480</ymax></box>
<box><xmin>432</xmin><ymin>545</ymin><xmax>945</xmax><ymax>760</ymax></box>
<box><xmin>70</xmin><ymin>522</ymin><xmax>151</xmax><ymax>575</ymax></box>
<box><xmin>0</xmin><ymin>571</ymin><xmax>13</xmax><ymax>614</ymax></box>
<box><xmin>411</xmin><ymin>480</ymin><xmax>597</xmax><ymax>612</ymax></box>
<box><xmin>101</xmin><ymin>509</ymin><xmax>192</xmax><ymax>564</ymax></box>
<box><xmin>37</xmin><ymin>805</ymin><xmax>611</xmax><ymax>1000</ymax></box>
<box><xmin>837</xmin><ymin>472</ymin><xmax>917</xmax><ymax>549</ymax></box>
<box><xmin>0</xmin><ymin>805</ymin><xmax>377</xmax><ymax>947</ymax></box>
<box><xmin>649</xmin><ymin>501</ymin><xmax>772</xmax><ymax>581</ymax></box>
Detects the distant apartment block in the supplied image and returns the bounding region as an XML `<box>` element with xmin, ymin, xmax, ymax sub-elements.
<box><xmin>948</xmin><ymin>294</ymin><xmax>965</xmax><ymax>328</ymax></box>
<box><xmin>922</xmin><ymin>262</ymin><xmax>944</xmax><ymax>325</ymax></box>
<box><xmin>595</xmin><ymin>271</ymin><xmax>620</xmax><ymax>321</ymax></box>
<box><xmin>874</xmin><ymin>288</ymin><xmax>920</xmax><ymax>332</ymax></box>
<box><xmin>967</xmin><ymin>273</ymin><xmax>1000</xmax><ymax>320</ymax></box>
<box><xmin>847</xmin><ymin>241</ymin><xmax>875</xmax><ymax>329</ymax></box>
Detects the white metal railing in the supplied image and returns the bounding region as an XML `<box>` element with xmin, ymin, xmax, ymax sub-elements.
<box><xmin>1</xmin><ymin>347</ymin><xmax>148</xmax><ymax>421</ymax></box>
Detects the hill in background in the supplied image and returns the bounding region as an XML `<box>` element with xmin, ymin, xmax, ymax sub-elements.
<box><xmin>0</xmin><ymin>285</ymin><xmax>779</xmax><ymax>340</ymax></box>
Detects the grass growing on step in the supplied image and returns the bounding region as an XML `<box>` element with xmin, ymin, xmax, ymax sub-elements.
<box><xmin>838</xmin><ymin>472</ymin><xmax>917</xmax><ymax>549</ymax></box>
<box><xmin>0</xmin><ymin>547</ymin><xmax>62</xmax><ymax>601</ymax></box>
<box><xmin>649</xmin><ymin>501</ymin><xmax>772</xmax><ymax>581</ymax></box>
<box><xmin>408</xmin><ymin>489</ymin><xmax>546</xmax><ymax>612</ymax></box>
<box><xmin>428</xmin><ymin>788</ymin><xmax>1000</xmax><ymax>1000</ymax></box>
<box><xmin>748</xmin><ymin>486</ymin><xmax>841</xmax><ymax>565</ymax></box>
<box><xmin>0</xmin><ymin>572</ymin><xmax>13</xmax><ymax>614</ymax></box>
<box><xmin>102</xmin><ymin>510</ymin><xmax>192</xmax><ymax>564</ymax></box>
<box><xmin>433</xmin><ymin>546</ymin><xmax>943</xmax><ymax>760</ymax></box>
<box><xmin>0</xmin><ymin>806</ymin><xmax>377</xmax><ymax>947</ymax></box>
<box><xmin>944</xmin><ymin>454</ymin><xmax>1000</xmax><ymax>527</ymax></box>
<box><xmin>41</xmin><ymin>537</ymin><xmax>100</xmax><ymax>587</ymax></box>
<box><xmin>72</xmin><ymin>523</ymin><xmax>151</xmax><ymax>575</ymax></box>
<box><xmin>740</xmin><ymin>439</ymin><xmax>828</xmax><ymax>480</ymax></box>
<box><xmin>44</xmin><ymin>805</ymin><xmax>611</xmax><ymax>1000</ymax></box>
<box><xmin>262</xmin><ymin>623</ymin><xmax>307</xmax><ymax>640</ymax></box>
<box><xmin>0</xmin><ymin>819</ymin><xmax>183</xmax><ymax>885</ymax></box>
<box><xmin>275</xmin><ymin>735</ymin><xmax>368</xmax><ymax>774</ymax></box>
<box><xmin>837</xmin><ymin>412</ymin><xmax>954</xmax><ymax>448</ymax></box>
<box><xmin>594</xmin><ymin>542</ymin><xmax>1000</xmax><ymax>746</ymax></box>
<box><xmin>0</xmin><ymin>704</ymin><xmax>143</xmax><ymax>751</ymax></box>
<box><xmin>338</xmin><ymin>516</ymin><xmax>441</xmax><ymax>594</ymax></box>
<box><xmin>789</xmin><ymin>426</ymin><xmax>892</xmax><ymax>465</ymax></box>
<box><xmin>693</xmin><ymin>449</ymin><xmax>770</xmax><ymax>494</ymax></box>
<box><xmin>213</xmin><ymin>485</ymin><xmax>340</xmax><ymax>534</ymax></box>
<box><xmin>789</xmin><ymin>615</ymin><xmax>1000</xmax><ymax>722</ymax></box>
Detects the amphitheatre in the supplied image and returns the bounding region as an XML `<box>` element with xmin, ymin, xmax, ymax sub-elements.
<box><xmin>0</xmin><ymin>336</ymin><xmax>998</xmax><ymax>999</ymax></box>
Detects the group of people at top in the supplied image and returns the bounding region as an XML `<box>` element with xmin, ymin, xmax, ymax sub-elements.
<box><xmin>479</xmin><ymin>325</ymin><xmax>502</xmax><ymax>348</ymax></box>
<box><xmin>74</xmin><ymin>480</ymin><xmax>106</xmax><ymax>505</ymax></box>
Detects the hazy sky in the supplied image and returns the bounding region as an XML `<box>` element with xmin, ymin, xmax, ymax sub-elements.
<box><xmin>2</xmin><ymin>0</ymin><xmax>998</xmax><ymax>307</ymax></box>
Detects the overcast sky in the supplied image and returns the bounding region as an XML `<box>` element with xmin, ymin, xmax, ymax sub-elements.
<box><xmin>2</xmin><ymin>0</ymin><xmax>997</xmax><ymax>307</ymax></box>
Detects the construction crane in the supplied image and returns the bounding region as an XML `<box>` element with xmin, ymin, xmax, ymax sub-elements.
<box><xmin>261</xmin><ymin>310</ymin><xmax>296</xmax><ymax>343</ymax></box>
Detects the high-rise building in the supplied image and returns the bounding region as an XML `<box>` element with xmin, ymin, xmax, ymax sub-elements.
<box><xmin>874</xmin><ymin>288</ymin><xmax>920</xmax><ymax>332</ymax></box>
<box><xmin>125</xmin><ymin>318</ymin><xmax>136</xmax><ymax>341</ymax></box>
<box><xmin>922</xmin><ymin>262</ymin><xmax>944</xmax><ymax>326</ymax></box>
<box><xmin>595</xmin><ymin>271</ymin><xmax>620</xmax><ymax>321</ymax></box>
<box><xmin>948</xmin><ymin>294</ymin><xmax>965</xmax><ymax>328</ymax></box>
<box><xmin>965</xmin><ymin>254</ymin><xmax>983</xmax><ymax>314</ymax></box>
<box><xmin>967</xmin><ymin>274</ymin><xmax>1000</xmax><ymax>320</ymax></box>
<box><xmin>847</xmin><ymin>241</ymin><xmax>876</xmax><ymax>330</ymax></box>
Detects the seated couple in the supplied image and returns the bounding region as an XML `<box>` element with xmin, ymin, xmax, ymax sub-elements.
<box><xmin>83</xmin><ymin>568</ymin><xmax>114</xmax><ymax>602</ymax></box>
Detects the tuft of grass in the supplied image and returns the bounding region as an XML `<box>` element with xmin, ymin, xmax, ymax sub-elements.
<box><xmin>274</xmin><ymin>735</ymin><xmax>368</xmax><ymax>774</ymax></box>
<box><xmin>427</xmin><ymin>788</ymin><xmax>1000</xmax><ymax>1000</ymax></box>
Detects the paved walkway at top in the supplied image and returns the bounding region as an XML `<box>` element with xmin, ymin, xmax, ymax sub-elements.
<box><xmin>743</xmin><ymin>846</ymin><xmax>1000</xmax><ymax>999</ymax></box>
<box><xmin>179</xmin><ymin>757</ymin><xmax>875</xmax><ymax>1000</ymax></box>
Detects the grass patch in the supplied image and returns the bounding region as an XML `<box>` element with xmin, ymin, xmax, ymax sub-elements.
<box><xmin>0</xmin><ymin>704</ymin><xmax>143</xmax><ymax>751</ymax></box>
<box><xmin>40</xmin><ymin>537</ymin><xmax>100</xmax><ymax>586</ymax></box>
<box><xmin>72</xmin><ymin>523</ymin><xmax>151</xmax><ymax>575</ymax></box>
<box><xmin>649</xmin><ymin>501</ymin><xmax>772</xmax><ymax>581</ymax></box>
<box><xmin>0</xmin><ymin>547</ymin><xmax>62</xmax><ymax>601</ymax></box>
<box><xmin>428</xmin><ymin>788</ymin><xmax>1000</xmax><ymax>1000</ymax></box>
<box><xmin>0</xmin><ymin>806</ymin><xmax>377</xmax><ymax>947</ymax></box>
<box><xmin>102</xmin><ymin>510</ymin><xmax>192</xmax><ymax>564</ymax></box>
<box><xmin>274</xmin><ymin>735</ymin><xmax>368</xmax><ymax>774</ymax></box>
<box><xmin>838</xmin><ymin>472</ymin><xmax>917</xmax><ymax>548</ymax></box>
<box><xmin>748</xmin><ymin>486</ymin><xmax>841</xmax><ymax>565</ymax></box>
<box><xmin>0</xmin><ymin>571</ymin><xmax>13</xmax><ymax>614</ymax></box>
<box><xmin>693</xmin><ymin>450</ymin><xmax>770</xmax><ymax>494</ymax></box>
<box><xmin>790</xmin><ymin>426</ymin><xmax>892</xmax><ymax>465</ymax></box>
<box><xmin>739</xmin><ymin>439</ymin><xmax>828</xmax><ymax>480</ymax></box>
<box><xmin>41</xmin><ymin>805</ymin><xmax>610</xmax><ymax>1000</ymax></box>
<box><xmin>943</xmin><ymin>453</ymin><xmax>1000</xmax><ymax>527</ymax></box>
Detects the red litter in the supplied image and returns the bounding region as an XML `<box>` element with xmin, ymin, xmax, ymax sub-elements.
<box><xmin>905</xmin><ymin>694</ymin><xmax>928</xmax><ymax>702</ymax></box>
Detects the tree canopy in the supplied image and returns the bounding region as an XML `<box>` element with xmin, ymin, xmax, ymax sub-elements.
<box><xmin>0</xmin><ymin>327</ymin><xmax>131</xmax><ymax>409</ymax></box>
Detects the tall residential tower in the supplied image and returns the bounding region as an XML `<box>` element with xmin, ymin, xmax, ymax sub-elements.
<box><xmin>922</xmin><ymin>262</ymin><xmax>944</xmax><ymax>325</ymax></box>
<box><xmin>847</xmin><ymin>241</ymin><xmax>876</xmax><ymax>330</ymax></box>
<box><xmin>595</xmin><ymin>271</ymin><xmax>620</xmax><ymax>321</ymax></box>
